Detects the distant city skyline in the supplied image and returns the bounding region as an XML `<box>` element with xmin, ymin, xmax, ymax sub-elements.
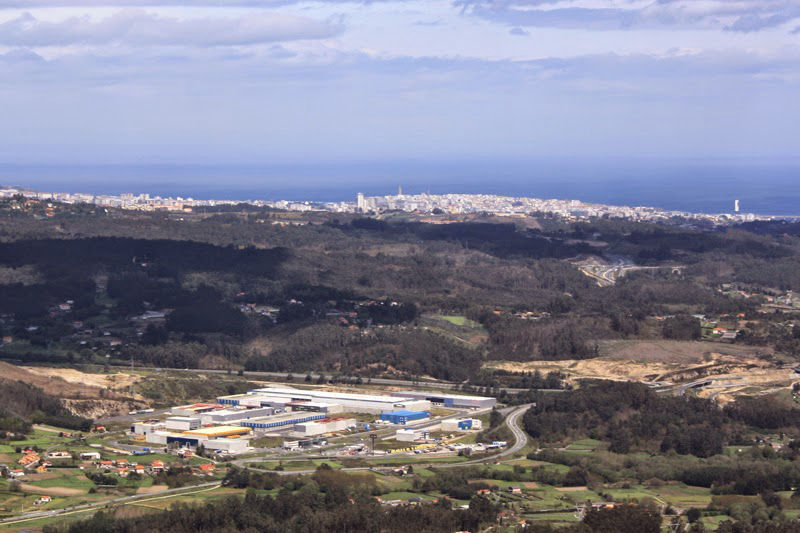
<box><xmin>0</xmin><ymin>1</ymin><xmax>798</xmax><ymax>166</ymax></box>
<box><xmin>3</xmin><ymin>157</ymin><xmax>800</xmax><ymax>215</ymax></box>
<box><xmin>0</xmin><ymin>180</ymin><xmax>778</xmax><ymax>224</ymax></box>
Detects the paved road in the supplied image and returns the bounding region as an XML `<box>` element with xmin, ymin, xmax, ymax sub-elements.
<box><xmin>103</xmin><ymin>365</ymin><xmax>564</xmax><ymax>396</ymax></box>
<box><xmin>579</xmin><ymin>257</ymin><xmax>682</xmax><ymax>287</ymax></box>
<box><xmin>491</xmin><ymin>403</ymin><xmax>530</xmax><ymax>458</ymax></box>
<box><xmin>0</xmin><ymin>482</ymin><xmax>221</xmax><ymax>527</ymax></box>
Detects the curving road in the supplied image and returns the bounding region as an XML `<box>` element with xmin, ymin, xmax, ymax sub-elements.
<box><xmin>490</xmin><ymin>403</ymin><xmax>530</xmax><ymax>458</ymax></box>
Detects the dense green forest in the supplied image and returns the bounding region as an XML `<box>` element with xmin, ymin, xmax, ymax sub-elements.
<box><xmin>2</xmin><ymin>198</ymin><xmax>800</xmax><ymax>383</ymax></box>
<box><xmin>0</xmin><ymin>379</ymin><xmax>92</xmax><ymax>435</ymax></box>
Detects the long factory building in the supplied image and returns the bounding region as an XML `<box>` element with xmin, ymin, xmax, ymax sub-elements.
<box><xmin>388</xmin><ymin>391</ymin><xmax>496</xmax><ymax>409</ymax></box>
<box><xmin>240</xmin><ymin>412</ymin><xmax>327</xmax><ymax>430</ymax></box>
<box><xmin>218</xmin><ymin>386</ymin><xmax>433</xmax><ymax>414</ymax></box>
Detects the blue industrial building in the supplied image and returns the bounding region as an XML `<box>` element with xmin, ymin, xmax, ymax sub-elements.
<box><xmin>379</xmin><ymin>411</ymin><xmax>429</xmax><ymax>425</ymax></box>
<box><xmin>240</xmin><ymin>414</ymin><xmax>325</xmax><ymax>430</ymax></box>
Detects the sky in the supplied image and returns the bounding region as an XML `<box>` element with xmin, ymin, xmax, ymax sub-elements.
<box><xmin>0</xmin><ymin>0</ymin><xmax>799</xmax><ymax>165</ymax></box>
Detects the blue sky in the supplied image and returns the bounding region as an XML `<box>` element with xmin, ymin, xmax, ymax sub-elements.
<box><xmin>0</xmin><ymin>0</ymin><xmax>798</xmax><ymax>164</ymax></box>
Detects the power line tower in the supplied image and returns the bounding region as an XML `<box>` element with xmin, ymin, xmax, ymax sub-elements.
<box><xmin>130</xmin><ymin>354</ymin><xmax>135</xmax><ymax>398</ymax></box>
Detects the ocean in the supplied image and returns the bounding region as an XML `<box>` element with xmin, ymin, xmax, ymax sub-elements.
<box><xmin>1</xmin><ymin>158</ymin><xmax>799</xmax><ymax>216</ymax></box>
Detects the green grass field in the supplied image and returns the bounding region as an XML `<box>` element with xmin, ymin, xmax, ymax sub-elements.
<box><xmin>28</xmin><ymin>471</ymin><xmax>95</xmax><ymax>491</ymax></box>
<box><xmin>247</xmin><ymin>459</ymin><xmax>345</xmax><ymax>471</ymax></box>
<box><xmin>436</xmin><ymin>315</ymin><xmax>470</xmax><ymax>327</ymax></box>
<box><xmin>563</xmin><ymin>439</ymin><xmax>602</xmax><ymax>453</ymax></box>
<box><xmin>380</xmin><ymin>491</ymin><xmax>435</xmax><ymax>501</ymax></box>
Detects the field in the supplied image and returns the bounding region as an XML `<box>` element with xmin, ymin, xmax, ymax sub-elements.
<box><xmin>431</xmin><ymin>315</ymin><xmax>479</xmax><ymax>328</ymax></box>
<box><xmin>0</xmin><ymin>484</ymin><xmax>229</xmax><ymax>532</ymax></box>
<box><xmin>419</xmin><ymin>314</ymin><xmax>488</xmax><ymax>347</ymax></box>
<box><xmin>0</xmin><ymin>445</ymin><xmax>741</xmax><ymax>532</ymax></box>
<box><xmin>246</xmin><ymin>459</ymin><xmax>344</xmax><ymax>471</ymax></box>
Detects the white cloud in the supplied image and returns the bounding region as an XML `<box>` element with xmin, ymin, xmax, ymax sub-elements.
<box><xmin>0</xmin><ymin>9</ymin><xmax>343</xmax><ymax>47</ymax></box>
<box><xmin>455</xmin><ymin>0</ymin><xmax>800</xmax><ymax>32</ymax></box>
<box><xmin>0</xmin><ymin>0</ymin><xmax>395</xmax><ymax>6</ymax></box>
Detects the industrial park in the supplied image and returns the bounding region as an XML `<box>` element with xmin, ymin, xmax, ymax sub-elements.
<box><xmin>130</xmin><ymin>385</ymin><xmax>496</xmax><ymax>458</ymax></box>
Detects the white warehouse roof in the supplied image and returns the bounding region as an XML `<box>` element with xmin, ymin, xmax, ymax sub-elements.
<box><xmin>248</xmin><ymin>387</ymin><xmax>417</xmax><ymax>404</ymax></box>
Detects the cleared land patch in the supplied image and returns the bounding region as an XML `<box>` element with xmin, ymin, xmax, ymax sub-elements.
<box><xmin>19</xmin><ymin>483</ymin><xmax>84</xmax><ymax>497</ymax></box>
<box><xmin>486</xmin><ymin>340</ymin><xmax>791</xmax><ymax>403</ymax></box>
<box><xmin>136</xmin><ymin>485</ymin><xmax>169</xmax><ymax>495</ymax></box>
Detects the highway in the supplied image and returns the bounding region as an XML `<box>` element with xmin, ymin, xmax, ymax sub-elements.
<box><xmin>489</xmin><ymin>403</ymin><xmax>530</xmax><ymax>458</ymax></box>
<box><xmin>578</xmin><ymin>256</ymin><xmax>683</xmax><ymax>287</ymax></box>
<box><xmin>0</xmin><ymin>481</ymin><xmax>221</xmax><ymax>528</ymax></box>
<box><xmin>103</xmin><ymin>365</ymin><xmax>564</xmax><ymax>396</ymax></box>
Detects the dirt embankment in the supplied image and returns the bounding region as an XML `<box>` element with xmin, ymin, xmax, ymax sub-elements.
<box><xmin>487</xmin><ymin>339</ymin><xmax>797</xmax><ymax>405</ymax></box>
<box><xmin>20</xmin><ymin>366</ymin><xmax>140</xmax><ymax>391</ymax></box>
<box><xmin>0</xmin><ymin>362</ymin><xmax>148</xmax><ymax>418</ymax></box>
<box><xmin>62</xmin><ymin>398</ymin><xmax>148</xmax><ymax>419</ymax></box>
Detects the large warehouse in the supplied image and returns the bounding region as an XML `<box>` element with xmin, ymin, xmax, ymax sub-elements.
<box><xmin>389</xmin><ymin>391</ymin><xmax>496</xmax><ymax>409</ymax></box>
<box><xmin>199</xmin><ymin>406</ymin><xmax>275</xmax><ymax>425</ymax></box>
<box><xmin>240</xmin><ymin>386</ymin><xmax>432</xmax><ymax>414</ymax></box>
<box><xmin>171</xmin><ymin>403</ymin><xmax>224</xmax><ymax>417</ymax></box>
<box><xmin>239</xmin><ymin>412</ymin><xmax>327</xmax><ymax>430</ymax></box>
<box><xmin>217</xmin><ymin>394</ymin><xmax>293</xmax><ymax>409</ymax></box>
<box><xmin>144</xmin><ymin>425</ymin><xmax>252</xmax><ymax>454</ymax></box>
<box><xmin>287</xmin><ymin>401</ymin><xmax>344</xmax><ymax>414</ymax></box>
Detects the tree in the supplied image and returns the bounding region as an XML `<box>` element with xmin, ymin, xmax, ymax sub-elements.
<box><xmin>662</xmin><ymin>314</ymin><xmax>701</xmax><ymax>340</ymax></box>
<box><xmin>686</xmin><ymin>507</ymin><xmax>702</xmax><ymax>523</ymax></box>
<box><xmin>761</xmin><ymin>490</ymin><xmax>783</xmax><ymax>509</ymax></box>
<box><xmin>583</xmin><ymin>504</ymin><xmax>661</xmax><ymax>533</ymax></box>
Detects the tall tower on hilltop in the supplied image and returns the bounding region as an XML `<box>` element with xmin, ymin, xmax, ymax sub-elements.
<box><xmin>398</xmin><ymin>185</ymin><xmax>403</xmax><ymax>197</ymax></box>
<box><xmin>357</xmin><ymin>192</ymin><xmax>366</xmax><ymax>212</ymax></box>
<box><xmin>735</xmin><ymin>199</ymin><xmax>740</xmax><ymax>213</ymax></box>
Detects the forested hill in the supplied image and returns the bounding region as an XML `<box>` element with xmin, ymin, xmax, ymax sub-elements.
<box><xmin>0</xmin><ymin>237</ymin><xmax>289</xmax><ymax>276</ymax></box>
<box><xmin>2</xmin><ymin>198</ymin><xmax>800</xmax><ymax>383</ymax></box>
<box><xmin>0</xmin><ymin>379</ymin><xmax>92</xmax><ymax>434</ymax></box>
